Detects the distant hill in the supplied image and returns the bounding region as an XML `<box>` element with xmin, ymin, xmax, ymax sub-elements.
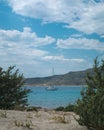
<box><xmin>25</xmin><ymin>68</ymin><xmax>93</xmax><ymax>86</ymax></box>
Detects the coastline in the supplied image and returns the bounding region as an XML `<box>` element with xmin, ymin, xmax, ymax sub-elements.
<box><xmin>24</xmin><ymin>84</ymin><xmax>87</xmax><ymax>87</ymax></box>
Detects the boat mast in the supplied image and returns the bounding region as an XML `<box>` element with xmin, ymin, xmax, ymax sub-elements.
<box><xmin>52</xmin><ymin>67</ymin><xmax>54</xmax><ymax>76</ymax></box>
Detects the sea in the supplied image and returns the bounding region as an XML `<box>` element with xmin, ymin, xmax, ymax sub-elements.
<box><xmin>26</xmin><ymin>86</ymin><xmax>84</xmax><ymax>109</ymax></box>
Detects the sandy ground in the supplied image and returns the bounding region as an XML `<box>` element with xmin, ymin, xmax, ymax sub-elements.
<box><xmin>0</xmin><ymin>109</ymin><xmax>88</xmax><ymax>130</ymax></box>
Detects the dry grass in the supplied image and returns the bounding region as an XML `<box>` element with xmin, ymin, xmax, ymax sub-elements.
<box><xmin>0</xmin><ymin>110</ymin><xmax>87</xmax><ymax>130</ymax></box>
<box><xmin>51</xmin><ymin>115</ymin><xmax>67</xmax><ymax>123</ymax></box>
<box><xmin>14</xmin><ymin>119</ymin><xmax>33</xmax><ymax>129</ymax></box>
<box><xmin>0</xmin><ymin>110</ymin><xmax>7</xmax><ymax>118</ymax></box>
<box><xmin>26</xmin><ymin>113</ymin><xmax>33</xmax><ymax>118</ymax></box>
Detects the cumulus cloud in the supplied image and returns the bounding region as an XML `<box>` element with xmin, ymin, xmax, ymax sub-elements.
<box><xmin>7</xmin><ymin>0</ymin><xmax>104</xmax><ymax>35</ymax></box>
<box><xmin>68</xmin><ymin>1</ymin><xmax>104</xmax><ymax>35</ymax></box>
<box><xmin>0</xmin><ymin>27</ymin><xmax>55</xmax><ymax>48</ymax></box>
<box><xmin>57</xmin><ymin>37</ymin><xmax>104</xmax><ymax>51</ymax></box>
<box><xmin>0</xmin><ymin>27</ymin><xmax>55</xmax><ymax>65</ymax></box>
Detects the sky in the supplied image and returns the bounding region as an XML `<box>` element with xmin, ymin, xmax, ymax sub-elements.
<box><xmin>0</xmin><ymin>0</ymin><xmax>104</xmax><ymax>78</ymax></box>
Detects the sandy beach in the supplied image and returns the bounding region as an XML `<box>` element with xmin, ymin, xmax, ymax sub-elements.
<box><xmin>0</xmin><ymin>109</ymin><xmax>87</xmax><ymax>130</ymax></box>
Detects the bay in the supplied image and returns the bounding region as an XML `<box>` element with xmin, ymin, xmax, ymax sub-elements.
<box><xmin>26</xmin><ymin>86</ymin><xmax>84</xmax><ymax>109</ymax></box>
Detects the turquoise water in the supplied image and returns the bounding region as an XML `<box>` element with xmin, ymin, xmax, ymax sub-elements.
<box><xmin>26</xmin><ymin>86</ymin><xmax>84</xmax><ymax>109</ymax></box>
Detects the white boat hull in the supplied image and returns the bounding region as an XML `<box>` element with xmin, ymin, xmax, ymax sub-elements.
<box><xmin>45</xmin><ymin>86</ymin><xmax>58</xmax><ymax>91</ymax></box>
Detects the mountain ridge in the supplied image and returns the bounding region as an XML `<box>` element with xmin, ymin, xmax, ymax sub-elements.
<box><xmin>25</xmin><ymin>68</ymin><xmax>93</xmax><ymax>86</ymax></box>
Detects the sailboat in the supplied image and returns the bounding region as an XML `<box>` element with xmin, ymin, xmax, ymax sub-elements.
<box><xmin>45</xmin><ymin>68</ymin><xmax>58</xmax><ymax>91</ymax></box>
<box><xmin>46</xmin><ymin>85</ymin><xmax>58</xmax><ymax>91</ymax></box>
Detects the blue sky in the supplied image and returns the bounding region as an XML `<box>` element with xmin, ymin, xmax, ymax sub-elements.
<box><xmin>0</xmin><ymin>0</ymin><xmax>104</xmax><ymax>78</ymax></box>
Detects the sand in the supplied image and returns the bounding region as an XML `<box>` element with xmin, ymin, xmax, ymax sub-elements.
<box><xmin>0</xmin><ymin>109</ymin><xmax>87</xmax><ymax>130</ymax></box>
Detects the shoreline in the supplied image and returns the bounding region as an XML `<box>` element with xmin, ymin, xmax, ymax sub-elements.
<box><xmin>24</xmin><ymin>84</ymin><xmax>87</xmax><ymax>87</ymax></box>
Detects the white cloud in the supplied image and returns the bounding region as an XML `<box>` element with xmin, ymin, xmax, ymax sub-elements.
<box><xmin>42</xmin><ymin>55</ymin><xmax>85</xmax><ymax>63</ymax></box>
<box><xmin>57</xmin><ymin>37</ymin><xmax>104</xmax><ymax>51</ymax></box>
<box><xmin>7</xmin><ymin>0</ymin><xmax>104</xmax><ymax>35</ymax></box>
<box><xmin>0</xmin><ymin>27</ymin><xmax>55</xmax><ymax>66</ymax></box>
<box><xmin>0</xmin><ymin>27</ymin><xmax>55</xmax><ymax>48</ymax></box>
<box><xmin>70</xmin><ymin>34</ymin><xmax>83</xmax><ymax>38</ymax></box>
<box><xmin>68</xmin><ymin>1</ymin><xmax>104</xmax><ymax>35</ymax></box>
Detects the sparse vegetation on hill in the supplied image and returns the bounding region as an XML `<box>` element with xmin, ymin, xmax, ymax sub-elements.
<box><xmin>25</xmin><ymin>68</ymin><xmax>93</xmax><ymax>86</ymax></box>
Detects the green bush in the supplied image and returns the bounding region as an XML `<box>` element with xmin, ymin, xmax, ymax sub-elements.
<box><xmin>64</xmin><ymin>104</ymin><xmax>75</xmax><ymax>112</ymax></box>
<box><xmin>55</xmin><ymin>106</ymin><xmax>65</xmax><ymax>111</ymax></box>
<box><xmin>55</xmin><ymin>104</ymin><xmax>75</xmax><ymax>112</ymax></box>
<box><xmin>0</xmin><ymin>66</ymin><xmax>30</xmax><ymax>109</ymax></box>
<box><xmin>26</xmin><ymin>106</ymin><xmax>38</xmax><ymax>112</ymax></box>
<box><xmin>75</xmin><ymin>58</ymin><xmax>104</xmax><ymax>130</ymax></box>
